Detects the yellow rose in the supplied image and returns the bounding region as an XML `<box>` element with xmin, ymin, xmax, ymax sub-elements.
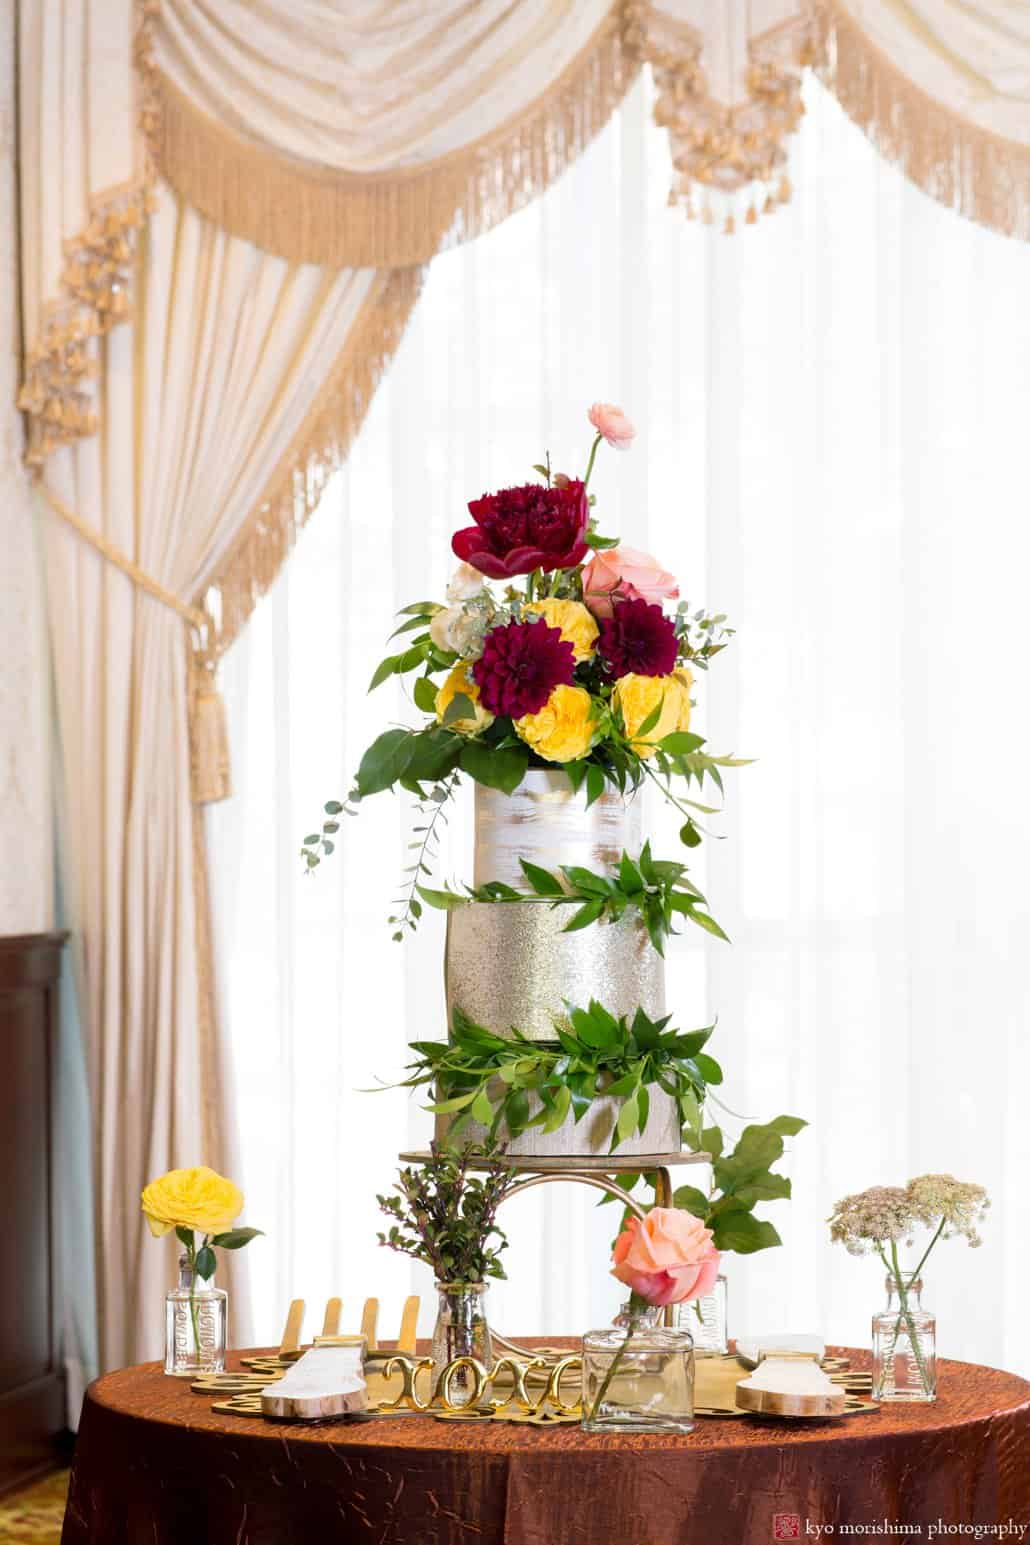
<box><xmin>613</xmin><ymin>668</ymin><xmax>693</xmax><ymax>758</ymax></box>
<box><xmin>523</xmin><ymin>599</ymin><xmax>599</xmax><ymax>662</ymax></box>
<box><xmin>515</xmin><ymin>684</ymin><xmax>597</xmax><ymax>763</ymax></box>
<box><xmin>435</xmin><ymin>663</ymin><xmax>494</xmax><ymax>736</ymax></box>
<box><xmin>141</xmin><ymin>1166</ymin><xmax>244</xmax><ymax>1239</ymax></box>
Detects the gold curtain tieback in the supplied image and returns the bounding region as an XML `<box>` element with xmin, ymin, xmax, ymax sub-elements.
<box><xmin>36</xmin><ymin>479</ymin><xmax>232</xmax><ymax>804</ymax></box>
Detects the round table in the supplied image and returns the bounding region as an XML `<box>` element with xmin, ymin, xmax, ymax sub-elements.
<box><xmin>62</xmin><ymin>1344</ymin><xmax>1030</xmax><ymax>1545</ymax></box>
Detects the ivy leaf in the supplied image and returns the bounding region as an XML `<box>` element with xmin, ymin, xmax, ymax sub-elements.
<box><xmin>413</xmin><ymin>676</ymin><xmax>439</xmax><ymax>714</ymax></box>
<box><xmin>562</xmin><ymin>898</ymin><xmax>605</xmax><ymax>933</ymax></box>
<box><xmin>368</xmin><ymin>655</ymin><xmax>401</xmax><ymax>692</ymax></box>
<box><xmin>504</xmin><ymin>1088</ymin><xmax>531</xmax><ymax>1136</ymax></box>
<box><xmin>632</xmin><ymin>695</ymin><xmax>665</xmax><ymax>741</ymax></box>
<box><xmin>699</xmin><ymin>1125</ymin><xmax>724</xmax><ymax>1159</ymax></box>
<box><xmin>416</xmin><ymin>886</ymin><xmax>467</xmax><ymax>911</ymax></box>
<box><xmin>519</xmin><ymin>859</ymin><xmax>565</xmax><ymax>897</ymax></box>
<box><xmin>426</xmin><ymin>1090</ymin><xmax>480</xmax><ymax>1114</ymax></box>
<box><xmin>672</xmin><ymin>1184</ymin><xmax>710</xmax><ymax>1219</ymax></box>
<box><xmin>693</xmin><ymin>1052</ymin><xmax>723</xmax><ymax>1085</ymax></box>
<box><xmin>459</xmin><ymin>741</ymin><xmax>528</xmax><ymax>795</ymax></box>
<box><xmin>689</xmin><ymin>910</ymin><xmax>730</xmax><ymax>942</ymax></box>
<box><xmin>210</xmin><ymin>1227</ymin><xmax>264</xmax><ymax>1250</ymax></box>
<box><xmin>710</xmin><ymin>1211</ymin><xmax>783</xmax><ymax>1255</ymax></box>
<box><xmin>616</xmin><ymin>1091</ymin><xmax>642</xmax><ymax>1144</ymax></box>
<box><xmin>659</xmin><ymin>731</ymin><xmax>705</xmax><ymax>755</ymax></box>
<box><xmin>561</xmin><ymin>866</ymin><xmax>613</xmax><ymax>897</ymax></box>
<box><xmin>355</xmin><ymin>728</ymin><xmax>415</xmax><ymax>797</ymax></box>
<box><xmin>585</xmin><ymin>764</ymin><xmax>607</xmax><ymax>806</ymax></box>
<box><xmin>441</xmin><ymin>692</ymin><xmax>476</xmax><ymax>727</ymax></box>
<box><xmin>618</xmin><ymin>853</ymin><xmax>643</xmax><ymax>894</ymax></box>
<box><xmin>470</xmin><ymin>1086</ymin><xmax>496</xmax><ymax>1126</ymax></box>
<box><xmin>194</xmin><ymin>1245</ymin><xmax>217</xmax><ymax>1280</ymax></box>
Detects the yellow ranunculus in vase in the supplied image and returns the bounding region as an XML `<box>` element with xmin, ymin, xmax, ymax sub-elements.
<box><xmin>515</xmin><ymin>683</ymin><xmax>597</xmax><ymax>763</ymax></box>
<box><xmin>141</xmin><ymin>1165</ymin><xmax>244</xmax><ymax>1238</ymax></box>
<box><xmin>523</xmin><ymin>598</ymin><xmax>599</xmax><ymax>662</ymax></box>
<box><xmin>613</xmin><ymin>668</ymin><xmax>693</xmax><ymax>758</ymax></box>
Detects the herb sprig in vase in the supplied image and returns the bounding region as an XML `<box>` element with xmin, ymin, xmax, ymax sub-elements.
<box><xmin>377</xmin><ymin>1143</ymin><xmax>518</xmax><ymax>1404</ymax></box>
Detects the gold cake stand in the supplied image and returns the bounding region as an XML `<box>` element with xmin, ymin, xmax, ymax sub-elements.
<box><xmin>398</xmin><ymin>1149</ymin><xmax>708</xmax><ymax>1338</ymax></box>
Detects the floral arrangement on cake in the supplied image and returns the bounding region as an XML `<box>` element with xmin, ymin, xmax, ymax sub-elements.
<box><xmin>302</xmin><ymin>402</ymin><xmax>744</xmax><ymax>940</ymax></box>
<box><xmin>305</xmin><ymin>403</ymin><xmax>805</xmax><ymax>1245</ymax></box>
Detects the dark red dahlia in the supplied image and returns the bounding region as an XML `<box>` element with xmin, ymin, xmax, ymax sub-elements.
<box><xmin>598</xmin><ymin>598</ymin><xmax>678</xmax><ymax>678</ymax></box>
<box><xmin>472</xmin><ymin>618</ymin><xmax>576</xmax><ymax>719</ymax></box>
<box><xmin>452</xmin><ymin>480</ymin><xmax>590</xmax><ymax>579</ymax></box>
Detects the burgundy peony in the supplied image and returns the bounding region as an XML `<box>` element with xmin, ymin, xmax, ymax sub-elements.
<box><xmin>598</xmin><ymin>597</ymin><xmax>679</xmax><ymax>679</ymax></box>
<box><xmin>472</xmin><ymin>618</ymin><xmax>576</xmax><ymax>719</ymax></box>
<box><xmin>453</xmin><ymin>480</ymin><xmax>590</xmax><ymax>579</ymax></box>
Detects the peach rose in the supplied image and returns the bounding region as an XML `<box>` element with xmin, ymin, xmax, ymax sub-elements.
<box><xmin>582</xmin><ymin>545</ymin><xmax>680</xmax><ymax>620</ymax></box>
<box><xmin>611</xmin><ymin>1207</ymin><xmax>720</xmax><ymax>1307</ymax></box>
<box><xmin>588</xmin><ymin>402</ymin><xmax>636</xmax><ymax>450</ymax></box>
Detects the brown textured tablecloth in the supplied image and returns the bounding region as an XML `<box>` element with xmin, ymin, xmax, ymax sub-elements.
<box><xmin>62</xmin><ymin>1343</ymin><xmax>1030</xmax><ymax>1545</ymax></box>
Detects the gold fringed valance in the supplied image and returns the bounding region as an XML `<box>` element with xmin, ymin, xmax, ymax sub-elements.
<box><xmin>142</xmin><ymin>12</ymin><xmax>637</xmax><ymax>269</ymax></box>
<box><xmin>818</xmin><ymin>0</ymin><xmax>1030</xmax><ymax>245</ymax></box>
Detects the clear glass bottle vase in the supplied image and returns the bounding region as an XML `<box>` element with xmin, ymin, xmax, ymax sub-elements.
<box><xmin>165</xmin><ymin>1253</ymin><xmax>228</xmax><ymax>1377</ymax></box>
<box><xmin>675</xmin><ymin>1273</ymin><xmax>728</xmax><ymax>1355</ymax></box>
<box><xmin>872</xmin><ymin>1274</ymin><xmax>936</xmax><ymax>1403</ymax></box>
<box><xmin>582</xmin><ymin>1303</ymin><xmax>695</xmax><ymax>1434</ymax></box>
<box><xmin>431</xmin><ymin>1281</ymin><xmax>492</xmax><ymax>1407</ymax></box>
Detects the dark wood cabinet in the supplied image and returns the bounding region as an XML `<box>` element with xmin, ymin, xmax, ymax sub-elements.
<box><xmin>0</xmin><ymin>933</ymin><xmax>68</xmax><ymax>1495</ymax></box>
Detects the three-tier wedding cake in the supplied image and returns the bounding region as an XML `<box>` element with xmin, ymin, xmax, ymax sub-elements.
<box><xmin>305</xmin><ymin>403</ymin><xmax>741</xmax><ymax>1162</ymax></box>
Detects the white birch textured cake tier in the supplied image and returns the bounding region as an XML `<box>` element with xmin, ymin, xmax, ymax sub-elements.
<box><xmin>472</xmin><ymin>771</ymin><xmax>641</xmax><ymax>889</ymax></box>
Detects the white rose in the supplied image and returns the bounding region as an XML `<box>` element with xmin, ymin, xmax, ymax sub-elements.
<box><xmin>430</xmin><ymin>605</ymin><xmax>486</xmax><ymax>656</ymax></box>
<box><xmin>446</xmin><ymin>563</ymin><xmax>487</xmax><ymax>604</ymax></box>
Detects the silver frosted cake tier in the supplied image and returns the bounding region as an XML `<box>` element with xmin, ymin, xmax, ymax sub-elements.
<box><xmin>445</xmin><ymin>902</ymin><xmax>665</xmax><ymax>1042</ymax></box>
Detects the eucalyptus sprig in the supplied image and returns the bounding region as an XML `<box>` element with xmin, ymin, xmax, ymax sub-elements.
<box><xmin>418</xmin><ymin>842</ymin><xmax>728</xmax><ymax>954</ymax></box>
<box><xmin>377</xmin><ymin>1141</ymin><xmax>518</xmax><ymax>1284</ymax></box>
<box><xmin>396</xmin><ymin>1002</ymin><xmax>723</xmax><ymax>1153</ymax></box>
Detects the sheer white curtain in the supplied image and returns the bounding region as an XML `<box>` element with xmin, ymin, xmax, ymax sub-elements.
<box><xmin>208</xmin><ymin>73</ymin><xmax>1030</xmax><ymax>1374</ymax></box>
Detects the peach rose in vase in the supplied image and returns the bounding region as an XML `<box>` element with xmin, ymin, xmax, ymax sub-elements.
<box><xmin>585</xmin><ymin>1206</ymin><xmax>720</xmax><ymax>1424</ymax></box>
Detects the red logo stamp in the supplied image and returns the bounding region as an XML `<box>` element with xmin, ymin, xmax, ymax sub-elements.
<box><xmin>773</xmin><ymin>1517</ymin><xmax>802</xmax><ymax>1541</ymax></box>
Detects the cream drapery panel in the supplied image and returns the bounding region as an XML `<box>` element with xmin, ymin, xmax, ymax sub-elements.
<box><xmin>20</xmin><ymin>0</ymin><xmax>638</xmax><ymax>1370</ymax></box>
<box><xmin>147</xmin><ymin>0</ymin><xmax>1030</xmax><ymax>244</ymax></box>
<box><xmin>19</xmin><ymin>0</ymin><xmax>422</xmax><ymax>1368</ymax></box>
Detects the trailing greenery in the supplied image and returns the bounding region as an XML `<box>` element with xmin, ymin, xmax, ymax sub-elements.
<box><xmin>417</xmin><ymin>842</ymin><xmax>727</xmax><ymax>954</ymax></box>
<box><xmin>597</xmin><ymin>1117</ymin><xmax>806</xmax><ymax>1256</ymax></box>
<box><xmin>301</xmin><ymin>726</ymin><xmax>747</xmax><ymax>927</ymax></box>
<box><xmin>671</xmin><ymin>1116</ymin><xmax>807</xmax><ymax>1254</ymax></box>
<box><xmin>376</xmin><ymin>1141</ymin><xmax>518</xmax><ymax>1283</ymax></box>
<box><xmin>396</xmin><ymin>1001</ymin><xmax>723</xmax><ymax>1154</ymax></box>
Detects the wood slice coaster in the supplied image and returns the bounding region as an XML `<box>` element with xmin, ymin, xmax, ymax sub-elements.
<box><xmin>736</xmin><ymin>1385</ymin><xmax>847</xmax><ymax>1419</ymax></box>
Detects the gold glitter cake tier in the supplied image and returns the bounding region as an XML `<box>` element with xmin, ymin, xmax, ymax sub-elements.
<box><xmin>445</xmin><ymin>902</ymin><xmax>665</xmax><ymax>1044</ymax></box>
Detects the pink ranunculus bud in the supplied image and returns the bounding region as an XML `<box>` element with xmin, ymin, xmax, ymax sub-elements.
<box><xmin>588</xmin><ymin>402</ymin><xmax>636</xmax><ymax>450</ymax></box>
<box><xmin>611</xmin><ymin>1208</ymin><xmax>720</xmax><ymax>1308</ymax></box>
<box><xmin>581</xmin><ymin>545</ymin><xmax>680</xmax><ymax>620</ymax></box>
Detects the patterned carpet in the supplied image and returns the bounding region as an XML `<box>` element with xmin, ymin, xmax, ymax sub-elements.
<box><xmin>0</xmin><ymin>1472</ymin><xmax>68</xmax><ymax>1544</ymax></box>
